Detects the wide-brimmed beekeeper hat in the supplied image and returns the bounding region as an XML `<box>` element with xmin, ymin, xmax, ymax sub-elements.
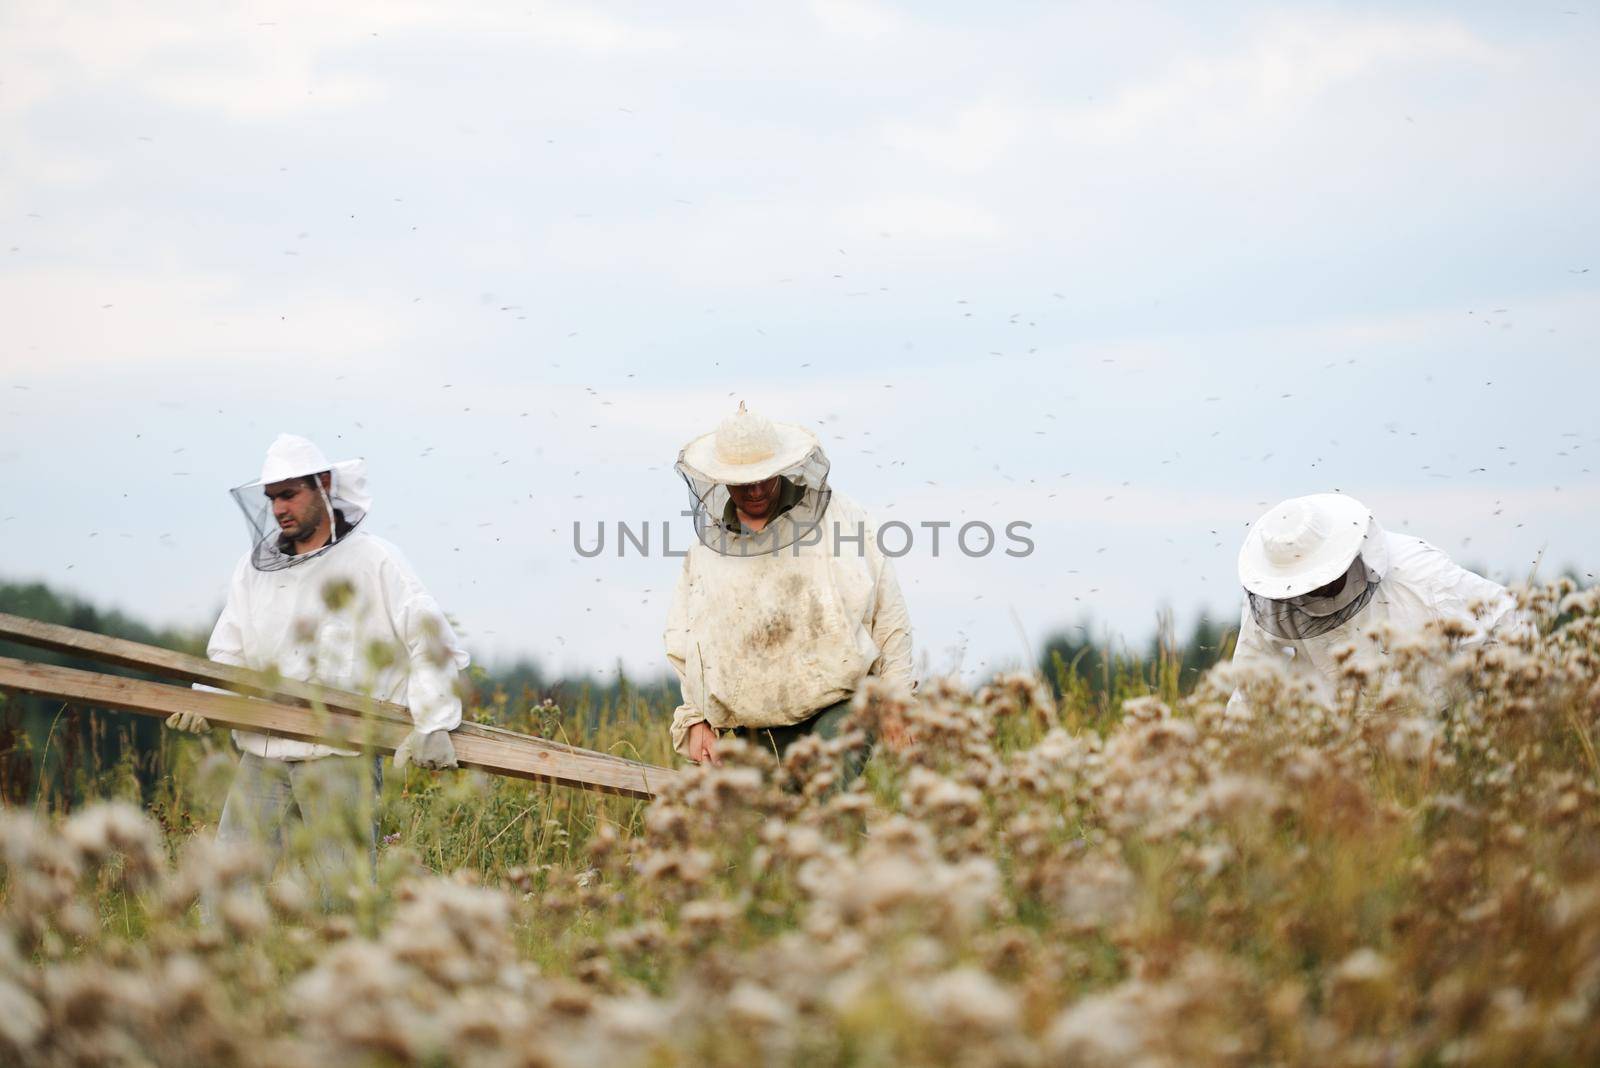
<box><xmin>1237</xmin><ymin>493</ymin><xmax>1386</xmax><ymax>600</ymax></box>
<box><xmin>674</xmin><ymin>404</ymin><xmax>831</xmax><ymax>555</ymax></box>
<box><xmin>677</xmin><ymin>402</ymin><xmax>821</xmax><ymax>485</ymax></box>
<box><xmin>230</xmin><ymin>433</ymin><xmax>371</xmax><ymax>571</ymax></box>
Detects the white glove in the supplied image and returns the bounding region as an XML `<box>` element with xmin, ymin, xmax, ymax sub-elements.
<box><xmin>394</xmin><ymin>730</ymin><xmax>458</xmax><ymax>770</ymax></box>
<box><xmin>165</xmin><ymin>710</ymin><xmax>211</xmax><ymax>733</ymax></box>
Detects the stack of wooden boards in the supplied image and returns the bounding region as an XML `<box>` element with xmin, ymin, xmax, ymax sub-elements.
<box><xmin>0</xmin><ymin>612</ymin><xmax>677</xmax><ymax>799</ymax></box>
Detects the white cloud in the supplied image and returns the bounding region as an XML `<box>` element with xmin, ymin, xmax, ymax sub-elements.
<box><xmin>1058</xmin><ymin>12</ymin><xmax>1503</xmax><ymax>144</ymax></box>
<box><xmin>0</xmin><ymin>1</ymin><xmax>676</xmax><ymax>122</ymax></box>
<box><xmin>811</xmin><ymin>0</ymin><xmax>904</xmax><ymax>41</ymax></box>
<box><xmin>884</xmin><ymin>11</ymin><xmax>1507</xmax><ymax>177</ymax></box>
<box><xmin>885</xmin><ymin>100</ymin><xmax>1027</xmax><ymax>174</ymax></box>
<box><xmin>142</xmin><ymin>53</ymin><xmax>383</xmax><ymax>121</ymax></box>
<box><xmin>0</xmin><ymin>267</ymin><xmax>419</xmax><ymax>375</ymax></box>
<box><xmin>839</xmin><ymin>194</ymin><xmax>1005</xmax><ymax>241</ymax></box>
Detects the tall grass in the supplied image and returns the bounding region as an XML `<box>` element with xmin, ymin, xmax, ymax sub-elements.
<box><xmin>1</xmin><ymin>580</ymin><xmax>1598</xmax><ymax>1066</ymax></box>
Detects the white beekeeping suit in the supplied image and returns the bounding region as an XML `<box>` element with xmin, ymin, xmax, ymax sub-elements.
<box><xmin>664</xmin><ymin>406</ymin><xmax>913</xmax><ymax>759</ymax></box>
<box><xmin>1230</xmin><ymin>493</ymin><xmax>1522</xmax><ymax>707</ymax></box>
<box><xmin>196</xmin><ymin>434</ymin><xmax>470</xmax><ymax>761</ymax></box>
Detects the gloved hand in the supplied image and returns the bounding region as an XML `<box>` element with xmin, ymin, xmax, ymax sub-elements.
<box><xmin>165</xmin><ymin>710</ymin><xmax>211</xmax><ymax>733</ymax></box>
<box><xmin>394</xmin><ymin>729</ymin><xmax>458</xmax><ymax>770</ymax></box>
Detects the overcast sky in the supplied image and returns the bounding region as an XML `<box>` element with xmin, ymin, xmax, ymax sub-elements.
<box><xmin>2</xmin><ymin>2</ymin><xmax>1596</xmax><ymax>682</ymax></box>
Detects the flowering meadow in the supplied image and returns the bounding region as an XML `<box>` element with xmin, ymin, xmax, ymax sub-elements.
<box><xmin>2</xmin><ymin>579</ymin><xmax>1598</xmax><ymax>1066</ymax></box>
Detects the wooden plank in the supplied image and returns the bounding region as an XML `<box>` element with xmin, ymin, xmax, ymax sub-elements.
<box><xmin>0</xmin><ymin>611</ymin><xmax>678</xmax><ymax>795</ymax></box>
<box><xmin>0</xmin><ymin>610</ymin><xmax>416</xmax><ymax>721</ymax></box>
<box><xmin>0</xmin><ymin>657</ymin><xmax>676</xmax><ymax>800</ymax></box>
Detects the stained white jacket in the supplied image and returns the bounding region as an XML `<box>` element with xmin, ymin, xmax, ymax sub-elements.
<box><xmin>205</xmin><ymin>530</ymin><xmax>470</xmax><ymax>761</ymax></box>
<box><xmin>664</xmin><ymin>492</ymin><xmax>914</xmax><ymax>757</ymax></box>
<box><xmin>1231</xmin><ymin>531</ymin><xmax>1522</xmax><ymax>703</ymax></box>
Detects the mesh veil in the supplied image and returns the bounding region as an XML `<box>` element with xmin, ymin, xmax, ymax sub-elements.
<box><xmin>1248</xmin><ymin>553</ymin><xmax>1381</xmax><ymax>640</ymax></box>
<box><xmin>230</xmin><ymin>475</ymin><xmax>366</xmax><ymax>572</ymax></box>
<box><xmin>675</xmin><ymin>446</ymin><xmax>832</xmax><ymax>556</ymax></box>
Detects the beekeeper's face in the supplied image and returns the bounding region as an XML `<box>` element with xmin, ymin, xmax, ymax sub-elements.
<box><xmin>265</xmin><ymin>473</ymin><xmax>331</xmax><ymax>544</ymax></box>
<box><xmin>1303</xmin><ymin>571</ymin><xmax>1348</xmax><ymax>601</ymax></box>
<box><xmin>727</xmin><ymin>476</ymin><xmax>781</xmax><ymax>520</ymax></box>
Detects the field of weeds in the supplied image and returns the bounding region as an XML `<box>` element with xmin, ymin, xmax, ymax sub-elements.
<box><xmin>2</xmin><ymin>579</ymin><xmax>1599</xmax><ymax>1067</ymax></box>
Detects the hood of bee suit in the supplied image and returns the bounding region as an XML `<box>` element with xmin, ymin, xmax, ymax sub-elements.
<box><xmin>228</xmin><ymin>433</ymin><xmax>371</xmax><ymax>572</ymax></box>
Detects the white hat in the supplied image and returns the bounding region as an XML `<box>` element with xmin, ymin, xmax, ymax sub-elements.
<box><xmin>232</xmin><ymin>433</ymin><xmax>372</xmax><ymax>521</ymax></box>
<box><xmin>678</xmin><ymin>403</ymin><xmax>820</xmax><ymax>485</ymax></box>
<box><xmin>1238</xmin><ymin>493</ymin><xmax>1376</xmax><ymax>599</ymax></box>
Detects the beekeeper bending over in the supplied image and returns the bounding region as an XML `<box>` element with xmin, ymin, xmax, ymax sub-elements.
<box><xmin>665</xmin><ymin>404</ymin><xmax>914</xmax><ymax>777</ymax></box>
<box><xmin>1230</xmin><ymin>492</ymin><xmax>1522</xmax><ymax>706</ymax></box>
<box><xmin>167</xmin><ymin>434</ymin><xmax>468</xmax><ymax>902</ymax></box>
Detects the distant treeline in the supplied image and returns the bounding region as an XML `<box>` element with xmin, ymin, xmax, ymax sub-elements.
<box><xmin>1035</xmin><ymin>610</ymin><xmax>1238</xmax><ymax>727</ymax></box>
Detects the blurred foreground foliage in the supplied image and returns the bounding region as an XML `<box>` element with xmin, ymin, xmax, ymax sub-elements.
<box><xmin>1</xmin><ymin>579</ymin><xmax>1599</xmax><ymax>1065</ymax></box>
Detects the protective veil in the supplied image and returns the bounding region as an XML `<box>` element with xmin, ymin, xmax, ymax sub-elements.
<box><xmin>205</xmin><ymin>436</ymin><xmax>470</xmax><ymax>761</ymax></box>
<box><xmin>677</xmin><ymin>453</ymin><xmax>833</xmax><ymax>557</ymax></box>
<box><xmin>230</xmin><ymin>434</ymin><xmax>372</xmax><ymax>572</ymax></box>
<box><xmin>675</xmin><ymin>406</ymin><xmax>832</xmax><ymax>556</ymax></box>
<box><xmin>664</xmin><ymin>491</ymin><xmax>914</xmax><ymax>758</ymax></box>
<box><xmin>1230</xmin><ymin>495</ymin><xmax>1522</xmax><ymax>705</ymax></box>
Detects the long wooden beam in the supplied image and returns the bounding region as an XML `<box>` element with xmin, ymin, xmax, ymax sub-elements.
<box><xmin>0</xmin><ymin>657</ymin><xmax>675</xmax><ymax>799</ymax></box>
<box><xmin>0</xmin><ymin>611</ymin><xmax>678</xmax><ymax>796</ymax></box>
<box><xmin>4</xmin><ymin>609</ymin><xmax>449</xmax><ymax>721</ymax></box>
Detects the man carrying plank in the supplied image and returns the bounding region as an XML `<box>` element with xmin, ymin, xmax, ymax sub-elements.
<box><xmin>168</xmin><ymin>433</ymin><xmax>469</xmax><ymax>903</ymax></box>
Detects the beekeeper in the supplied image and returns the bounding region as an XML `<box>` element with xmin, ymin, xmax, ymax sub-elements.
<box><xmin>1230</xmin><ymin>492</ymin><xmax>1522</xmax><ymax>704</ymax></box>
<box><xmin>664</xmin><ymin>404</ymin><xmax>914</xmax><ymax>775</ymax></box>
<box><xmin>167</xmin><ymin>433</ymin><xmax>469</xmax><ymax>901</ymax></box>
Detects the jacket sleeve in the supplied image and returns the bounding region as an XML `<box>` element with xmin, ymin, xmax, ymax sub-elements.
<box><xmin>1226</xmin><ymin>604</ymin><xmax>1283</xmax><ymax>715</ymax></box>
<box><xmin>864</xmin><ymin>540</ymin><xmax>915</xmax><ymax>692</ymax></box>
<box><xmin>194</xmin><ymin>558</ymin><xmax>249</xmax><ymax>695</ymax></box>
<box><xmin>1414</xmin><ymin>541</ymin><xmax>1529</xmax><ymax>645</ymax></box>
<box><xmin>664</xmin><ymin>555</ymin><xmax>703</xmax><ymax>757</ymax></box>
<box><xmin>207</xmin><ymin>568</ymin><xmax>249</xmax><ymax>669</ymax></box>
<box><xmin>379</xmin><ymin>554</ymin><xmax>469</xmax><ymax>735</ymax></box>
<box><xmin>1230</xmin><ymin>605</ymin><xmax>1281</xmax><ymax>670</ymax></box>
